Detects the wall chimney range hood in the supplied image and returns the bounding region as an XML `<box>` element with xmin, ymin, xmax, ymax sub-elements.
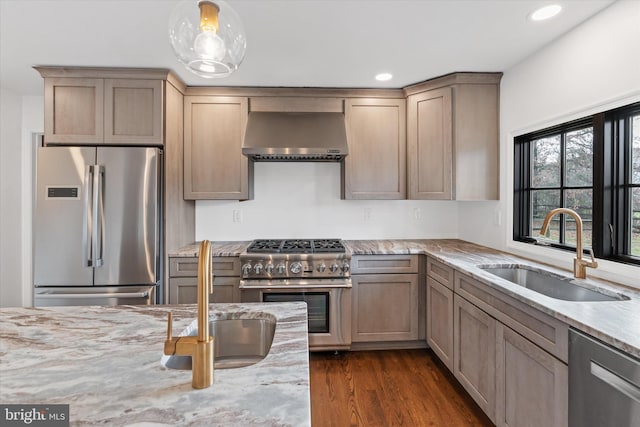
<box><xmin>242</xmin><ymin>112</ymin><xmax>348</xmax><ymax>161</ymax></box>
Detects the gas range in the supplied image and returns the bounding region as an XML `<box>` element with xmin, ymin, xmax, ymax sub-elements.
<box><xmin>240</xmin><ymin>239</ymin><xmax>350</xmax><ymax>280</ymax></box>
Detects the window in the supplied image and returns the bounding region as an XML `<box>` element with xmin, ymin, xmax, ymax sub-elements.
<box><xmin>514</xmin><ymin>102</ymin><xmax>640</xmax><ymax>265</ymax></box>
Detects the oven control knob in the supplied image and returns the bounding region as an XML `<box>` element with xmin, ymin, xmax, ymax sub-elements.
<box><xmin>241</xmin><ymin>263</ymin><xmax>252</xmax><ymax>275</ymax></box>
<box><xmin>265</xmin><ymin>263</ymin><xmax>274</xmax><ymax>274</ymax></box>
<box><xmin>290</xmin><ymin>262</ymin><xmax>303</xmax><ymax>274</ymax></box>
<box><xmin>317</xmin><ymin>263</ymin><xmax>326</xmax><ymax>273</ymax></box>
<box><xmin>254</xmin><ymin>263</ymin><xmax>264</xmax><ymax>274</ymax></box>
<box><xmin>330</xmin><ymin>263</ymin><xmax>339</xmax><ymax>273</ymax></box>
<box><xmin>276</xmin><ymin>263</ymin><xmax>286</xmax><ymax>274</ymax></box>
<box><xmin>341</xmin><ymin>262</ymin><xmax>350</xmax><ymax>273</ymax></box>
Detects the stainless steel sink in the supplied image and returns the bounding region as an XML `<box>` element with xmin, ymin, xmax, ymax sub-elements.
<box><xmin>161</xmin><ymin>318</ymin><xmax>276</xmax><ymax>370</ymax></box>
<box><xmin>477</xmin><ymin>265</ymin><xmax>629</xmax><ymax>302</ymax></box>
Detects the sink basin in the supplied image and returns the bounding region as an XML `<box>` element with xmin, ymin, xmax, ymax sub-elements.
<box><xmin>161</xmin><ymin>318</ymin><xmax>276</xmax><ymax>370</ymax></box>
<box><xmin>477</xmin><ymin>265</ymin><xmax>629</xmax><ymax>302</ymax></box>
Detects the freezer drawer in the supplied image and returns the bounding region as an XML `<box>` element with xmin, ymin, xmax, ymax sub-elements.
<box><xmin>34</xmin><ymin>286</ymin><xmax>156</xmax><ymax>307</ymax></box>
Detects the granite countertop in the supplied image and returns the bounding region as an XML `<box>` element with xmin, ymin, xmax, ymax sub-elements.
<box><xmin>170</xmin><ymin>241</ymin><xmax>251</xmax><ymax>257</ymax></box>
<box><xmin>169</xmin><ymin>238</ymin><xmax>640</xmax><ymax>358</ymax></box>
<box><xmin>345</xmin><ymin>239</ymin><xmax>640</xmax><ymax>358</ymax></box>
<box><xmin>0</xmin><ymin>302</ymin><xmax>310</xmax><ymax>426</ymax></box>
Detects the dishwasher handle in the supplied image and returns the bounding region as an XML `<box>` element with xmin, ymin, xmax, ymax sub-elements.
<box><xmin>591</xmin><ymin>361</ymin><xmax>640</xmax><ymax>403</ymax></box>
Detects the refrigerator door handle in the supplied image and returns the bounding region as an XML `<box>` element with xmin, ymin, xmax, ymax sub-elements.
<box><xmin>36</xmin><ymin>290</ymin><xmax>150</xmax><ymax>299</ymax></box>
<box><xmin>85</xmin><ymin>165</ymin><xmax>95</xmax><ymax>267</ymax></box>
<box><xmin>95</xmin><ymin>165</ymin><xmax>105</xmax><ymax>267</ymax></box>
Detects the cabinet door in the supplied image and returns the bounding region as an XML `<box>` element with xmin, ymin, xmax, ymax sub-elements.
<box><xmin>169</xmin><ymin>276</ymin><xmax>240</xmax><ymax>304</ymax></box>
<box><xmin>44</xmin><ymin>78</ymin><xmax>104</xmax><ymax>144</ymax></box>
<box><xmin>453</xmin><ymin>294</ymin><xmax>496</xmax><ymax>422</ymax></box>
<box><xmin>427</xmin><ymin>277</ymin><xmax>454</xmax><ymax>371</ymax></box>
<box><xmin>496</xmin><ymin>323</ymin><xmax>568</xmax><ymax>427</ymax></box>
<box><xmin>104</xmin><ymin>79</ymin><xmax>163</xmax><ymax>145</ymax></box>
<box><xmin>351</xmin><ymin>274</ymin><xmax>418</xmax><ymax>342</ymax></box>
<box><xmin>343</xmin><ymin>98</ymin><xmax>406</xmax><ymax>199</ymax></box>
<box><xmin>184</xmin><ymin>96</ymin><xmax>251</xmax><ymax>200</ymax></box>
<box><xmin>407</xmin><ymin>87</ymin><xmax>453</xmax><ymax>199</ymax></box>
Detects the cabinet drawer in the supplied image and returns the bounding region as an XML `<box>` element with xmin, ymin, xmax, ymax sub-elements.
<box><xmin>454</xmin><ymin>271</ymin><xmax>568</xmax><ymax>362</ymax></box>
<box><xmin>351</xmin><ymin>255</ymin><xmax>419</xmax><ymax>274</ymax></box>
<box><xmin>169</xmin><ymin>276</ymin><xmax>240</xmax><ymax>304</ymax></box>
<box><xmin>427</xmin><ymin>257</ymin><xmax>453</xmax><ymax>289</ymax></box>
<box><xmin>169</xmin><ymin>257</ymin><xmax>241</xmax><ymax>277</ymax></box>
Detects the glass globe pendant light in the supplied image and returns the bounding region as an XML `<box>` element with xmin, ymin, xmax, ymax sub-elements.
<box><xmin>169</xmin><ymin>0</ymin><xmax>246</xmax><ymax>78</ymax></box>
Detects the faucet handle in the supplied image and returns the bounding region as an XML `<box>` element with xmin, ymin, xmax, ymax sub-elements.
<box><xmin>164</xmin><ymin>312</ymin><xmax>178</xmax><ymax>356</ymax></box>
<box><xmin>166</xmin><ymin>312</ymin><xmax>173</xmax><ymax>340</ymax></box>
<box><xmin>586</xmin><ymin>248</ymin><xmax>598</xmax><ymax>268</ymax></box>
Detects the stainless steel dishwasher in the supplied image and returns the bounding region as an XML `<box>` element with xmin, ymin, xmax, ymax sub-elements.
<box><xmin>569</xmin><ymin>329</ymin><xmax>640</xmax><ymax>427</ymax></box>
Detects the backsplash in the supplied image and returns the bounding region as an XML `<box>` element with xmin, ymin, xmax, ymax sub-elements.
<box><xmin>195</xmin><ymin>162</ymin><xmax>460</xmax><ymax>240</ymax></box>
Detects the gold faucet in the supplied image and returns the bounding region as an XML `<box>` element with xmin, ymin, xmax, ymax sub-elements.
<box><xmin>164</xmin><ymin>240</ymin><xmax>214</xmax><ymax>389</ymax></box>
<box><xmin>539</xmin><ymin>208</ymin><xmax>598</xmax><ymax>279</ymax></box>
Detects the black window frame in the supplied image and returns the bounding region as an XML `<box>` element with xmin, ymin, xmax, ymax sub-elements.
<box><xmin>514</xmin><ymin>101</ymin><xmax>640</xmax><ymax>267</ymax></box>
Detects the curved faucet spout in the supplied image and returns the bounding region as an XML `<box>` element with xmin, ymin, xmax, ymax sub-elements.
<box><xmin>164</xmin><ymin>240</ymin><xmax>214</xmax><ymax>389</ymax></box>
<box><xmin>539</xmin><ymin>208</ymin><xmax>597</xmax><ymax>279</ymax></box>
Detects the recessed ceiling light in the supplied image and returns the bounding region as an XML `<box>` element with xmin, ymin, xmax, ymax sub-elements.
<box><xmin>375</xmin><ymin>73</ymin><xmax>393</xmax><ymax>82</ymax></box>
<box><xmin>529</xmin><ymin>4</ymin><xmax>562</xmax><ymax>21</ymax></box>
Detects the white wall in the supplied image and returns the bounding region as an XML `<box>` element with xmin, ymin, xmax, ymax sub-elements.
<box><xmin>196</xmin><ymin>162</ymin><xmax>459</xmax><ymax>240</ymax></box>
<box><xmin>0</xmin><ymin>92</ymin><xmax>43</xmax><ymax>308</ymax></box>
<box><xmin>458</xmin><ymin>0</ymin><xmax>640</xmax><ymax>288</ymax></box>
<box><xmin>0</xmin><ymin>86</ymin><xmax>24</xmax><ymax>307</ymax></box>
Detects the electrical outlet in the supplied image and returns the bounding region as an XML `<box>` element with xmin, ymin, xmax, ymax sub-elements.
<box><xmin>493</xmin><ymin>211</ymin><xmax>502</xmax><ymax>226</ymax></box>
<box><xmin>413</xmin><ymin>207</ymin><xmax>422</xmax><ymax>221</ymax></box>
<box><xmin>232</xmin><ymin>209</ymin><xmax>242</xmax><ymax>223</ymax></box>
<box><xmin>363</xmin><ymin>208</ymin><xmax>372</xmax><ymax>222</ymax></box>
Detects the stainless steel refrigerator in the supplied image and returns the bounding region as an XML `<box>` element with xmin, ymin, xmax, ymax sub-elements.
<box><xmin>34</xmin><ymin>146</ymin><xmax>161</xmax><ymax>306</ymax></box>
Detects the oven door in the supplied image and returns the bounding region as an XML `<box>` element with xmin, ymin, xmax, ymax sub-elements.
<box><xmin>240</xmin><ymin>279</ymin><xmax>352</xmax><ymax>351</ymax></box>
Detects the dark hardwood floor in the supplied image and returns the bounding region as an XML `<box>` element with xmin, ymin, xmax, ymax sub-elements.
<box><xmin>310</xmin><ymin>349</ymin><xmax>494</xmax><ymax>427</ymax></box>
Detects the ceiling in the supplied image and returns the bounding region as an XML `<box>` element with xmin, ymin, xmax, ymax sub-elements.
<box><xmin>0</xmin><ymin>0</ymin><xmax>615</xmax><ymax>96</ymax></box>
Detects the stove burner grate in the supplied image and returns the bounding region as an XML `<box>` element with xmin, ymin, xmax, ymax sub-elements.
<box><xmin>246</xmin><ymin>239</ymin><xmax>345</xmax><ymax>254</ymax></box>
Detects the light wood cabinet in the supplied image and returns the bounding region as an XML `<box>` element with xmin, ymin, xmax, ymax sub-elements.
<box><xmin>104</xmin><ymin>79</ymin><xmax>163</xmax><ymax>144</ymax></box>
<box><xmin>406</xmin><ymin>73</ymin><xmax>501</xmax><ymax>200</ymax></box>
<box><xmin>169</xmin><ymin>276</ymin><xmax>240</xmax><ymax>304</ymax></box>
<box><xmin>495</xmin><ymin>323</ymin><xmax>568</xmax><ymax>427</ymax></box>
<box><xmin>426</xmin><ymin>258</ymin><xmax>454</xmax><ymax>371</ymax></box>
<box><xmin>427</xmin><ymin>275</ymin><xmax>454</xmax><ymax>371</ymax></box>
<box><xmin>450</xmin><ymin>269</ymin><xmax>568</xmax><ymax>426</ymax></box>
<box><xmin>41</xmin><ymin>75</ymin><xmax>163</xmax><ymax>145</ymax></box>
<box><xmin>183</xmin><ymin>96</ymin><xmax>252</xmax><ymax>200</ymax></box>
<box><xmin>342</xmin><ymin>98</ymin><xmax>406</xmax><ymax>199</ymax></box>
<box><xmin>351</xmin><ymin>273</ymin><xmax>419</xmax><ymax>342</ymax></box>
<box><xmin>453</xmin><ymin>294</ymin><xmax>496</xmax><ymax>422</ymax></box>
<box><xmin>168</xmin><ymin>256</ymin><xmax>241</xmax><ymax>304</ymax></box>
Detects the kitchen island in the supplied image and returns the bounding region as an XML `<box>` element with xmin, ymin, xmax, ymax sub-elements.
<box><xmin>0</xmin><ymin>302</ymin><xmax>310</xmax><ymax>426</ymax></box>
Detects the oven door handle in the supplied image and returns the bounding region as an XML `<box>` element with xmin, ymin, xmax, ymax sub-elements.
<box><xmin>239</xmin><ymin>278</ymin><xmax>352</xmax><ymax>289</ymax></box>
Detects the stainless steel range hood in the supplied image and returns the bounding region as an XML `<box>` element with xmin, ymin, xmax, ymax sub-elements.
<box><xmin>242</xmin><ymin>112</ymin><xmax>348</xmax><ymax>161</ymax></box>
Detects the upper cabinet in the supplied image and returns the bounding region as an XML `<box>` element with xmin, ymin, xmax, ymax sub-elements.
<box><xmin>37</xmin><ymin>68</ymin><xmax>166</xmax><ymax>145</ymax></box>
<box><xmin>183</xmin><ymin>96</ymin><xmax>251</xmax><ymax>200</ymax></box>
<box><xmin>406</xmin><ymin>73</ymin><xmax>502</xmax><ymax>200</ymax></box>
<box><xmin>103</xmin><ymin>79</ymin><xmax>163</xmax><ymax>144</ymax></box>
<box><xmin>343</xmin><ymin>98</ymin><xmax>406</xmax><ymax>199</ymax></box>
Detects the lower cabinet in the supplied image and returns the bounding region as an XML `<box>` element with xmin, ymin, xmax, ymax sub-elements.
<box><xmin>351</xmin><ymin>273</ymin><xmax>419</xmax><ymax>342</ymax></box>
<box><xmin>450</xmin><ymin>293</ymin><xmax>568</xmax><ymax>427</ymax></box>
<box><xmin>426</xmin><ymin>276</ymin><xmax>454</xmax><ymax>370</ymax></box>
<box><xmin>169</xmin><ymin>276</ymin><xmax>240</xmax><ymax>304</ymax></box>
<box><xmin>168</xmin><ymin>256</ymin><xmax>241</xmax><ymax>304</ymax></box>
<box><xmin>453</xmin><ymin>294</ymin><xmax>496</xmax><ymax>422</ymax></box>
<box><xmin>495</xmin><ymin>323</ymin><xmax>568</xmax><ymax>427</ymax></box>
